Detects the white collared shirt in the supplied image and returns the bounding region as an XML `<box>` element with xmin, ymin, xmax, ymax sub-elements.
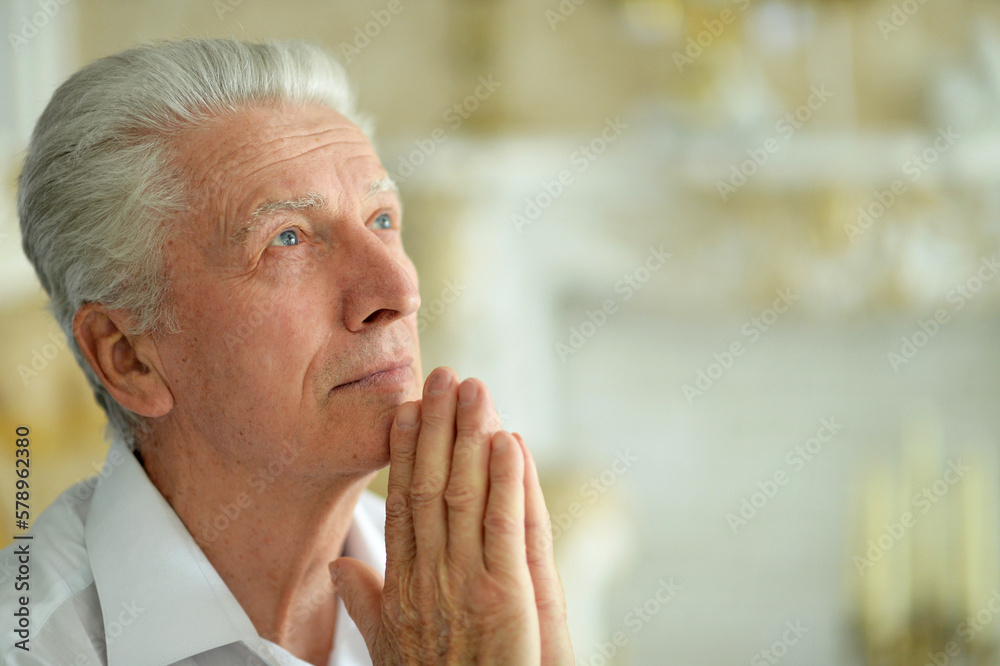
<box><xmin>0</xmin><ymin>436</ymin><xmax>385</xmax><ymax>665</ymax></box>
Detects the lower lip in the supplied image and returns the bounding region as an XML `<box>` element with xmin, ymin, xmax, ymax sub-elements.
<box><xmin>334</xmin><ymin>365</ymin><xmax>413</xmax><ymax>392</ymax></box>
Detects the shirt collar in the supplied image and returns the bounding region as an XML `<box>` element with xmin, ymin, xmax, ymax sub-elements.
<box><xmin>85</xmin><ymin>437</ymin><xmax>387</xmax><ymax>666</ymax></box>
<box><xmin>331</xmin><ymin>491</ymin><xmax>386</xmax><ymax>665</ymax></box>
<box><xmin>84</xmin><ymin>436</ymin><xmax>268</xmax><ymax>665</ymax></box>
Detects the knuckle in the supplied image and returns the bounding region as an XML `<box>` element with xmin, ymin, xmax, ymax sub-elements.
<box><xmin>483</xmin><ymin>509</ymin><xmax>521</xmax><ymax>537</ymax></box>
<box><xmin>385</xmin><ymin>489</ymin><xmax>411</xmax><ymax>520</ymax></box>
<box><xmin>489</xmin><ymin>464</ymin><xmax>520</xmax><ymax>484</ymax></box>
<box><xmin>390</xmin><ymin>439</ymin><xmax>417</xmax><ymax>464</ymax></box>
<box><xmin>451</xmin><ymin>441</ymin><xmax>478</xmax><ymax>466</ymax></box>
<box><xmin>455</xmin><ymin>416</ymin><xmax>491</xmax><ymax>440</ymax></box>
<box><xmin>536</xmin><ymin>593</ymin><xmax>569</xmax><ymax>624</ymax></box>
<box><xmin>419</xmin><ymin>408</ymin><xmax>454</xmax><ymax>430</ymax></box>
<box><xmin>530</xmin><ymin>531</ymin><xmax>554</xmax><ymax>558</ymax></box>
<box><xmin>466</xmin><ymin>578</ymin><xmax>511</xmax><ymax>615</ymax></box>
<box><xmin>443</xmin><ymin>481</ymin><xmax>480</xmax><ymax>510</ymax></box>
<box><xmin>410</xmin><ymin>472</ymin><xmax>447</xmax><ymax>505</ymax></box>
<box><xmin>525</xmin><ymin>510</ymin><xmax>552</xmax><ymax>536</ymax></box>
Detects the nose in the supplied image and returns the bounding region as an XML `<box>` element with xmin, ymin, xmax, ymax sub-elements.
<box><xmin>338</xmin><ymin>224</ymin><xmax>420</xmax><ymax>332</ymax></box>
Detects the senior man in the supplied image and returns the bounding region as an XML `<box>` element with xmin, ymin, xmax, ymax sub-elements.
<box><xmin>0</xmin><ymin>39</ymin><xmax>573</xmax><ymax>665</ymax></box>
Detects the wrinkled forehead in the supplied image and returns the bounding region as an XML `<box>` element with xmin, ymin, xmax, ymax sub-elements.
<box><xmin>168</xmin><ymin>103</ymin><xmax>383</xmax><ymax>228</ymax></box>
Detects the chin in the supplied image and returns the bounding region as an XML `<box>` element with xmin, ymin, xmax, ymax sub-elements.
<box><xmin>313</xmin><ymin>377</ymin><xmax>419</xmax><ymax>473</ymax></box>
<box><xmin>357</xmin><ymin>415</ymin><xmax>394</xmax><ymax>468</ymax></box>
<box><xmin>323</xmin><ymin>403</ymin><xmax>397</xmax><ymax>473</ymax></box>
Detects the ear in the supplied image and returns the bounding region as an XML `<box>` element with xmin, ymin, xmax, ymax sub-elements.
<box><xmin>72</xmin><ymin>303</ymin><xmax>174</xmax><ymax>419</ymax></box>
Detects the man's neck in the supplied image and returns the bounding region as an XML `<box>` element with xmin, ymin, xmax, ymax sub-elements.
<box><xmin>137</xmin><ymin>429</ymin><xmax>376</xmax><ymax>666</ymax></box>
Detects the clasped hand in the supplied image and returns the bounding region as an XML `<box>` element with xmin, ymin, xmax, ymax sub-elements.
<box><xmin>329</xmin><ymin>367</ymin><xmax>574</xmax><ymax>665</ymax></box>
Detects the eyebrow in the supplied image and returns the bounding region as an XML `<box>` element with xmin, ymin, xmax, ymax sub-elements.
<box><xmin>231</xmin><ymin>193</ymin><xmax>327</xmax><ymax>244</ymax></box>
<box><xmin>229</xmin><ymin>176</ymin><xmax>400</xmax><ymax>245</ymax></box>
<box><xmin>366</xmin><ymin>175</ymin><xmax>399</xmax><ymax>200</ymax></box>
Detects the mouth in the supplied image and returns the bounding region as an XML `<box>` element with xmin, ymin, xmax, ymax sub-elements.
<box><xmin>331</xmin><ymin>355</ymin><xmax>415</xmax><ymax>392</ymax></box>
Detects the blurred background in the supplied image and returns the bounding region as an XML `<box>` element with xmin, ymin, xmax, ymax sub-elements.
<box><xmin>2</xmin><ymin>0</ymin><xmax>1000</xmax><ymax>663</ymax></box>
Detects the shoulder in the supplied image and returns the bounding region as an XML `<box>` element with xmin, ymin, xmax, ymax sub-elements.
<box><xmin>0</xmin><ymin>480</ymin><xmax>105</xmax><ymax>662</ymax></box>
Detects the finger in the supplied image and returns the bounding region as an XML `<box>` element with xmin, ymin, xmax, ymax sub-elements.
<box><xmin>445</xmin><ymin>378</ymin><xmax>497</xmax><ymax>566</ymax></box>
<box><xmin>515</xmin><ymin>432</ymin><xmax>556</xmax><ymax>572</ymax></box>
<box><xmin>515</xmin><ymin>432</ymin><xmax>575</xmax><ymax>665</ymax></box>
<box><xmin>483</xmin><ymin>431</ymin><xmax>527</xmax><ymax>577</ymax></box>
<box><xmin>385</xmin><ymin>400</ymin><xmax>421</xmax><ymax>576</ymax></box>
<box><xmin>330</xmin><ymin>557</ymin><xmax>384</xmax><ymax>654</ymax></box>
<box><xmin>410</xmin><ymin>366</ymin><xmax>459</xmax><ymax>561</ymax></box>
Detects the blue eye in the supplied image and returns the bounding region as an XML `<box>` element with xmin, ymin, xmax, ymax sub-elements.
<box><xmin>270</xmin><ymin>229</ymin><xmax>300</xmax><ymax>247</ymax></box>
<box><xmin>370</xmin><ymin>213</ymin><xmax>392</xmax><ymax>230</ymax></box>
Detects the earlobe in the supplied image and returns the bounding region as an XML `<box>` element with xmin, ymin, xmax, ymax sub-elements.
<box><xmin>72</xmin><ymin>303</ymin><xmax>174</xmax><ymax>418</ymax></box>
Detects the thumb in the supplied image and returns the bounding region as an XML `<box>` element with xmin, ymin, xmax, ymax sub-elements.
<box><xmin>329</xmin><ymin>556</ymin><xmax>384</xmax><ymax>649</ymax></box>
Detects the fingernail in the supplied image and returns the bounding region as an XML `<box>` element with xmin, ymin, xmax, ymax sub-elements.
<box><xmin>493</xmin><ymin>432</ymin><xmax>509</xmax><ymax>453</ymax></box>
<box><xmin>396</xmin><ymin>402</ymin><xmax>418</xmax><ymax>429</ymax></box>
<box><xmin>427</xmin><ymin>369</ymin><xmax>451</xmax><ymax>395</ymax></box>
<box><xmin>328</xmin><ymin>562</ymin><xmax>340</xmax><ymax>584</ymax></box>
<box><xmin>458</xmin><ymin>379</ymin><xmax>478</xmax><ymax>405</ymax></box>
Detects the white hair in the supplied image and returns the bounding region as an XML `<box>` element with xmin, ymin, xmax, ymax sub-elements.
<box><xmin>18</xmin><ymin>38</ymin><xmax>371</xmax><ymax>450</ymax></box>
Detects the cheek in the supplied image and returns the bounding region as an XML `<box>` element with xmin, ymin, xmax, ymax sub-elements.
<box><xmin>167</xmin><ymin>285</ymin><xmax>319</xmax><ymax>398</ymax></box>
<box><xmin>222</xmin><ymin>301</ymin><xmax>319</xmax><ymax>378</ymax></box>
